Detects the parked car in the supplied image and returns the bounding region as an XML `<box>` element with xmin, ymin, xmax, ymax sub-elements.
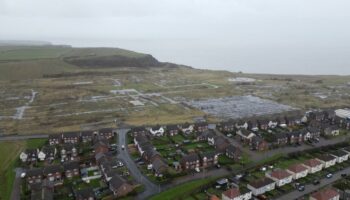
<box><xmin>313</xmin><ymin>179</ymin><xmax>320</xmax><ymax>185</ymax></box>
<box><xmin>326</xmin><ymin>173</ymin><xmax>333</xmax><ymax>179</ymax></box>
<box><xmin>298</xmin><ymin>185</ymin><xmax>305</xmax><ymax>191</ymax></box>
<box><xmin>121</xmin><ymin>145</ymin><xmax>125</xmax><ymax>150</ymax></box>
<box><xmin>341</xmin><ymin>173</ymin><xmax>347</xmax><ymax>177</ymax></box>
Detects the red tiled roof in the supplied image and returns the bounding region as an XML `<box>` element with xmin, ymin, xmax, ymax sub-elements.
<box><xmin>287</xmin><ymin>163</ymin><xmax>308</xmax><ymax>173</ymax></box>
<box><xmin>310</xmin><ymin>188</ymin><xmax>339</xmax><ymax>200</ymax></box>
<box><xmin>270</xmin><ymin>169</ymin><xmax>292</xmax><ymax>180</ymax></box>
<box><xmin>304</xmin><ymin>159</ymin><xmax>322</xmax><ymax>167</ymax></box>
<box><xmin>222</xmin><ymin>188</ymin><xmax>240</xmax><ymax>198</ymax></box>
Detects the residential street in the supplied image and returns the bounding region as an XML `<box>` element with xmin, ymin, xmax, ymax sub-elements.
<box><xmin>277</xmin><ymin>165</ymin><xmax>350</xmax><ymax>200</ymax></box>
<box><xmin>0</xmin><ymin>134</ymin><xmax>48</xmax><ymax>141</ymax></box>
<box><xmin>116</xmin><ymin>128</ymin><xmax>159</xmax><ymax>200</ymax></box>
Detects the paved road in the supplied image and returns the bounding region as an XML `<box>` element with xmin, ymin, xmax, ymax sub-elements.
<box><xmin>116</xmin><ymin>129</ymin><xmax>159</xmax><ymax>200</ymax></box>
<box><xmin>277</xmin><ymin>165</ymin><xmax>350</xmax><ymax>200</ymax></box>
<box><xmin>0</xmin><ymin>134</ymin><xmax>48</xmax><ymax>141</ymax></box>
<box><xmin>10</xmin><ymin>168</ymin><xmax>24</xmax><ymax>200</ymax></box>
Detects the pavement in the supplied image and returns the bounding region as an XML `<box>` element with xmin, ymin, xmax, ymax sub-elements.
<box><xmin>10</xmin><ymin>168</ymin><xmax>24</xmax><ymax>200</ymax></box>
<box><xmin>277</xmin><ymin>165</ymin><xmax>350</xmax><ymax>200</ymax></box>
<box><xmin>116</xmin><ymin>128</ymin><xmax>159</xmax><ymax>200</ymax></box>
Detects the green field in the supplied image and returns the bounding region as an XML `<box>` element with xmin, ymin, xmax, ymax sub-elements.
<box><xmin>0</xmin><ymin>139</ymin><xmax>48</xmax><ymax>200</ymax></box>
<box><xmin>150</xmin><ymin>178</ymin><xmax>214</xmax><ymax>200</ymax></box>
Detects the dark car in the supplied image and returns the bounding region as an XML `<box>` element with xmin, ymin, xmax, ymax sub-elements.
<box><xmin>342</xmin><ymin>173</ymin><xmax>347</xmax><ymax>177</ymax></box>
<box><xmin>298</xmin><ymin>185</ymin><xmax>305</xmax><ymax>191</ymax></box>
<box><xmin>313</xmin><ymin>179</ymin><xmax>320</xmax><ymax>185</ymax></box>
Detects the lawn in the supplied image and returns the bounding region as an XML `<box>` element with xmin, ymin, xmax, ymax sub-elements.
<box><xmin>150</xmin><ymin>178</ymin><xmax>214</xmax><ymax>200</ymax></box>
<box><xmin>0</xmin><ymin>141</ymin><xmax>26</xmax><ymax>200</ymax></box>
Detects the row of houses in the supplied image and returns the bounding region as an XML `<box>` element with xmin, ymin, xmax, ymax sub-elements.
<box><xmin>93</xmin><ymin>136</ymin><xmax>134</xmax><ymax>198</ymax></box>
<box><xmin>20</xmin><ymin>143</ymin><xmax>79</xmax><ymax>163</ymax></box>
<box><xmin>247</xmin><ymin>147</ymin><xmax>350</xmax><ymax>197</ymax></box>
<box><xmin>48</xmin><ymin>128</ymin><xmax>115</xmax><ymax>145</ymax></box>
<box><xmin>133</xmin><ymin>134</ymin><xmax>169</xmax><ymax>176</ymax></box>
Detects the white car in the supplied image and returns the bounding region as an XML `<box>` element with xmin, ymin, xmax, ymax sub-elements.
<box><xmin>121</xmin><ymin>145</ymin><xmax>125</xmax><ymax>150</ymax></box>
<box><xmin>195</xmin><ymin>167</ymin><xmax>200</xmax><ymax>173</ymax></box>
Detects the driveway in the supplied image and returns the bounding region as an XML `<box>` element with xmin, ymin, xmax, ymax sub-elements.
<box><xmin>116</xmin><ymin>128</ymin><xmax>159</xmax><ymax>200</ymax></box>
<box><xmin>277</xmin><ymin>165</ymin><xmax>350</xmax><ymax>200</ymax></box>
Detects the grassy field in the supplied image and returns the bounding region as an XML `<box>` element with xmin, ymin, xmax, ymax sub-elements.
<box><xmin>150</xmin><ymin>178</ymin><xmax>214</xmax><ymax>200</ymax></box>
<box><xmin>0</xmin><ymin>139</ymin><xmax>48</xmax><ymax>200</ymax></box>
<box><xmin>0</xmin><ymin>141</ymin><xmax>26</xmax><ymax>200</ymax></box>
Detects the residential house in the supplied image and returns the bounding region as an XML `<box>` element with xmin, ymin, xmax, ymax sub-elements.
<box><xmin>142</xmin><ymin>148</ymin><xmax>161</xmax><ymax>163</ymax></box>
<box><xmin>180</xmin><ymin>154</ymin><xmax>200</xmax><ymax>170</ymax></box>
<box><xmin>196</xmin><ymin>129</ymin><xmax>215</xmax><ymax>142</ymax></box>
<box><xmin>81</xmin><ymin>131</ymin><xmax>94</xmax><ymax>143</ymax></box>
<box><xmin>286</xmin><ymin>163</ymin><xmax>308</xmax><ymax>180</ymax></box>
<box><xmin>109</xmin><ymin>175</ymin><xmax>134</xmax><ymax>197</ymax></box>
<box><xmin>63</xmin><ymin>161</ymin><xmax>80</xmax><ymax>178</ymax></box>
<box><xmin>93</xmin><ymin>140</ymin><xmax>110</xmax><ymax>154</ymax></box>
<box><xmin>43</xmin><ymin>165</ymin><xmax>63</xmax><ymax>185</ymax></box>
<box><xmin>277</xmin><ymin>117</ymin><xmax>287</xmax><ymax>128</ymax></box>
<box><xmin>266</xmin><ymin>169</ymin><xmax>293</xmax><ymax>187</ymax></box>
<box><xmin>38</xmin><ymin>146</ymin><xmax>56</xmax><ymax>161</ymax></box>
<box><xmin>134</xmin><ymin>134</ymin><xmax>148</xmax><ymax>147</ymax></box>
<box><xmin>226</xmin><ymin>144</ymin><xmax>242</xmax><ymax>161</ymax></box>
<box><xmin>317</xmin><ymin>154</ymin><xmax>337</xmax><ymax>168</ymax></box>
<box><xmin>285</xmin><ymin>115</ymin><xmax>301</xmax><ymax>127</ymax></box>
<box><xmin>236</xmin><ymin>121</ymin><xmax>248</xmax><ymax>130</ymax></box>
<box><xmin>248</xmin><ymin>120</ymin><xmax>259</xmax><ymax>132</ymax></box>
<box><xmin>324</xmin><ymin>126</ymin><xmax>340</xmax><ymax>136</ymax></box>
<box><xmin>307</xmin><ymin>126</ymin><xmax>321</xmax><ymax>139</ymax></box>
<box><xmin>251</xmin><ymin>136</ymin><xmax>268</xmax><ymax>151</ymax></box>
<box><xmin>26</xmin><ymin>168</ymin><xmax>43</xmax><ymax>185</ymax></box>
<box><xmin>268</xmin><ymin>119</ymin><xmax>278</xmax><ymax>129</ymax></box>
<box><xmin>288</xmin><ymin>131</ymin><xmax>304</xmax><ymax>144</ymax></box>
<box><xmin>166</xmin><ymin>124</ymin><xmax>179</xmax><ymax>136</ymax></box>
<box><xmin>218</xmin><ymin>121</ymin><xmax>236</xmax><ymax>133</ymax></box>
<box><xmin>48</xmin><ymin>134</ymin><xmax>61</xmax><ymax>145</ymax></box>
<box><xmin>221</xmin><ymin>187</ymin><xmax>252</xmax><ymax>200</ymax></box>
<box><xmin>75</xmin><ymin>188</ymin><xmax>95</xmax><ymax>200</ymax></box>
<box><xmin>214</xmin><ymin>136</ymin><xmax>230</xmax><ymax>153</ymax></box>
<box><xmin>331</xmin><ymin>150</ymin><xmax>349</xmax><ymax>163</ymax></box>
<box><xmin>247</xmin><ymin>177</ymin><xmax>276</xmax><ymax>196</ymax></box>
<box><xmin>149</xmin><ymin>125</ymin><xmax>165</xmax><ymax>137</ymax></box>
<box><xmin>200</xmin><ymin>152</ymin><xmax>218</xmax><ymax>168</ymax></box>
<box><xmin>182</xmin><ymin>123</ymin><xmax>194</xmax><ymax>134</ymax></box>
<box><xmin>272</xmin><ymin>132</ymin><xmax>289</xmax><ymax>146</ymax></box>
<box><xmin>99</xmin><ymin>128</ymin><xmax>115</xmax><ymax>139</ymax></box>
<box><xmin>258</xmin><ymin>119</ymin><xmax>270</xmax><ymax>130</ymax></box>
<box><xmin>342</xmin><ymin>147</ymin><xmax>350</xmax><ymax>156</ymax></box>
<box><xmin>129</xmin><ymin>126</ymin><xmax>147</xmax><ymax>137</ymax></box>
<box><xmin>310</xmin><ymin>188</ymin><xmax>340</xmax><ymax>200</ymax></box>
<box><xmin>20</xmin><ymin>149</ymin><xmax>39</xmax><ymax>163</ymax></box>
<box><xmin>62</xmin><ymin>132</ymin><xmax>80</xmax><ymax>144</ymax></box>
<box><xmin>60</xmin><ymin>144</ymin><xmax>78</xmax><ymax>162</ymax></box>
<box><xmin>302</xmin><ymin>159</ymin><xmax>323</xmax><ymax>174</ymax></box>
<box><xmin>236</xmin><ymin>129</ymin><xmax>256</xmax><ymax>143</ymax></box>
<box><xmin>194</xmin><ymin>122</ymin><xmax>209</xmax><ymax>132</ymax></box>
<box><xmin>152</xmin><ymin>158</ymin><xmax>168</xmax><ymax>177</ymax></box>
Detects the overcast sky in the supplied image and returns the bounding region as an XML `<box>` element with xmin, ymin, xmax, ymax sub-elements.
<box><xmin>1</xmin><ymin>0</ymin><xmax>350</xmax><ymax>75</ymax></box>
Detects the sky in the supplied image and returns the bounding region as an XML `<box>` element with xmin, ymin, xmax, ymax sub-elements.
<box><xmin>1</xmin><ymin>0</ymin><xmax>350</xmax><ymax>75</ymax></box>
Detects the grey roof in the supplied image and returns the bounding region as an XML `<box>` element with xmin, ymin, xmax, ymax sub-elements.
<box><xmin>41</xmin><ymin>146</ymin><xmax>55</xmax><ymax>155</ymax></box>
<box><xmin>181</xmin><ymin>153</ymin><xmax>200</xmax><ymax>163</ymax></box>
<box><xmin>109</xmin><ymin>175</ymin><xmax>127</xmax><ymax>190</ymax></box>
<box><xmin>152</xmin><ymin>158</ymin><xmax>168</xmax><ymax>172</ymax></box>
<box><xmin>317</xmin><ymin>154</ymin><xmax>336</xmax><ymax>162</ymax></box>
<box><xmin>43</xmin><ymin>165</ymin><xmax>63</xmax><ymax>175</ymax></box>
<box><xmin>26</xmin><ymin>168</ymin><xmax>43</xmax><ymax>177</ymax></box>
<box><xmin>200</xmin><ymin>151</ymin><xmax>217</xmax><ymax>159</ymax></box>
<box><xmin>31</xmin><ymin>187</ymin><xmax>53</xmax><ymax>200</ymax></box>
<box><xmin>48</xmin><ymin>134</ymin><xmax>61</xmax><ymax>140</ymax></box>
<box><xmin>166</xmin><ymin>124</ymin><xmax>179</xmax><ymax>131</ymax></box>
<box><xmin>332</xmin><ymin>150</ymin><xmax>348</xmax><ymax>157</ymax></box>
<box><xmin>249</xmin><ymin>177</ymin><xmax>275</xmax><ymax>188</ymax></box>
<box><xmin>62</xmin><ymin>132</ymin><xmax>79</xmax><ymax>138</ymax></box>
<box><xmin>81</xmin><ymin>131</ymin><xmax>93</xmax><ymax>137</ymax></box>
<box><xmin>63</xmin><ymin>161</ymin><xmax>80</xmax><ymax>171</ymax></box>
<box><xmin>226</xmin><ymin>144</ymin><xmax>239</xmax><ymax>153</ymax></box>
<box><xmin>75</xmin><ymin>188</ymin><xmax>95</xmax><ymax>199</ymax></box>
